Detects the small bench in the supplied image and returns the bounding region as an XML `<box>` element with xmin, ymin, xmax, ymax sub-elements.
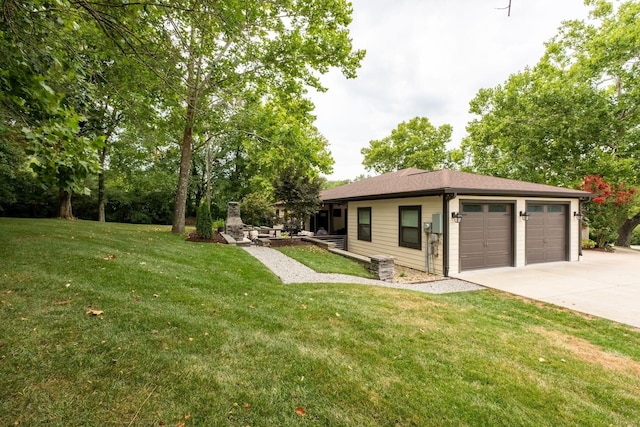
<box><xmin>327</xmin><ymin>247</ymin><xmax>371</xmax><ymax>264</ymax></box>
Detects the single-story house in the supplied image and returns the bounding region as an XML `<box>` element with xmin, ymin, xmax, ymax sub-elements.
<box><xmin>312</xmin><ymin>168</ymin><xmax>592</xmax><ymax>276</ymax></box>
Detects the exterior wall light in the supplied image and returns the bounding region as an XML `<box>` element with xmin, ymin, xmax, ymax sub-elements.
<box><xmin>451</xmin><ymin>212</ymin><xmax>463</xmax><ymax>223</ymax></box>
<box><xmin>574</xmin><ymin>211</ymin><xmax>584</xmax><ymax>220</ymax></box>
<box><xmin>519</xmin><ymin>211</ymin><xmax>530</xmax><ymax>221</ymax></box>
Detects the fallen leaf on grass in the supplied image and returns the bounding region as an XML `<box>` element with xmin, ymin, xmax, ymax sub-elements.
<box><xmin>295</xmin><ymin>407</ymin><xmax>306</xmax><ymax>416</ymax></box>
<box><xmin>177</xmin><ymin>413</ymin><xmax>190</xmax><ymax>427</ymax></box>
<box><xmin>102</xmin><ymin>254</ymin><xmax>116</xmax><ymax>261</ymax></box>
<box><xmin>300</xmin><ymin>304</ymin><xmax>307</xmax><ymax>310</ymax></box>
<box><xmin>85</xmin><ymin>308</ymin><xmax>104</xmax><ymax>316</ymax></box>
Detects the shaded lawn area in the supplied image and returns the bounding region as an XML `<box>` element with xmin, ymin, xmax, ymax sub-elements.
<box><xmin>276</xmin><ymin>244</ymin><xmax>375</xmax><ymax>278</ymax></box>
<box><xmin>1</xmin><ymin>218</ymin><xmax>640</xmax><ymax>426</ymax></box>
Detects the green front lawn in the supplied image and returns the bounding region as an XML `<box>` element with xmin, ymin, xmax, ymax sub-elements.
<box><xmin>1</xmin><ymin>218</ymin><xmax>639</xmax><ymax>426</ymax></box>
<box><xmin>276</xmin><ymin>244</ymin><xmax>375</xmax><ymax>278</ymax></box>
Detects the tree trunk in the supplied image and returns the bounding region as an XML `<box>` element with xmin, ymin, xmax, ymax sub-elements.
<box><xmin>615</xmin><ymin>213</ymin><xmax>640</xmax><ymax>247</ymax></box>
<box><xmin>58</xmin><ymin>189</ymin><xmax>74</xmax><ymax>219</ymax></box>
<box><xmin>98</xmin><ymin>145</ymin><xmax>107</xmax><ymax>222</ymax></box>
<box><xmin>171</xmin><ymin>31</ymin><xmax>201</xmax><ymax>234</ymax></box>
<box><xmin>205</xmin><ymin>136</ymin><xmax>212</xmax><ymax>207</ymax></box>
<box><xmin>172</xmin><ymin>114</ymin><xmax>194</xmax><ymax>234</ymax></box>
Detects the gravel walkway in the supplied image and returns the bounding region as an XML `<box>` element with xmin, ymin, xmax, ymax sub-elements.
<box><xmin>243</xmin><ymin>245</ymin><xmax>484</xmax><ymax>294</ymax></box>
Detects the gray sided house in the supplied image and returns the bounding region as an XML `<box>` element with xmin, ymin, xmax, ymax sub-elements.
<box><xmin>313</xmin><ymin>168</ymin><xmax>592</xmax><ymax>276</ymax></box>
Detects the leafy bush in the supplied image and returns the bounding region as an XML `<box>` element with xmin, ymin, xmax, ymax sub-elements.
<box><xmin>196</xmin><ymin>202</ymin><xmax>213</xmax><ymax>239</ymax></box>
<box><xmin>631</xmin><ymin>227</ymin><xmax>640</xmax><ymax>246</ymax></box>
<box><xmin>213</xmin><ymin>218</ymin><xmax>225</xmax><ymax>231</ymax></box>
<box><xmin>581</xmin><ymin>175</ymin><xmax>636</xmax><ymax>249</ymax></box>
<box><xmin>240</xmin><ymin>192</ymin><xmax>274</xmax><ymax>226</ymax></box>
<box><xmin>581</xmin><ymin>239</ymin><xmax>596</xmax><ymax>249</ymax></box>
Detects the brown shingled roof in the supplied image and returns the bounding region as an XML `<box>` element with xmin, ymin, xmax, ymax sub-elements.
<box><xmin>321</xmin><ymin>169</ymin><xmax>592</xmax><ymax>202</ymax></box>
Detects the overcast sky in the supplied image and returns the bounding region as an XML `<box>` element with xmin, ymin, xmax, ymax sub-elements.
<box><xmin>310</xmin><ymin>0</ymin><xmax>590</xmax><ymax>180</ymax></box>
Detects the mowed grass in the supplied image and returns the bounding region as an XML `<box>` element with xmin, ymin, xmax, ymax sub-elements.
<box><xmin>276</xmin><ymin>244</ymin><xmax>375</xmax><ymax>278</ymax></box>
<box><xmin>1</xmin><ymin>219</ymin><xmax>640</xmax><ymax>426</ymax></box>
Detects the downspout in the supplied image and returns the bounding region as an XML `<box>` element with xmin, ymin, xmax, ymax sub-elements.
<box><xmin>578</xmin><ymin>198</ymin><xmax>588</xmax><ymax>258</ymax></box>
<box><xmin>442</xmin><ymin>191</ymin><xmax>456</xmax><ymax>277</ymax></box>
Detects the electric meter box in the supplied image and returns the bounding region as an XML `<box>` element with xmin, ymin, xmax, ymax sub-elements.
<box><xmin>431</xmin><ymin>213</ymin><xmax>443</xmax><ymax>234</ymax></box>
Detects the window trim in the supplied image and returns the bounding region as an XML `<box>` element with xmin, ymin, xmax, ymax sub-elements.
<box><xmin>399</xmin><ymin>205</ymin><xmax>422</xmax><ymax>250</ymax></box>
<box><xmin>357</xmin><ymin>207</ymin><xmax>372</xmax><ymax>242</ymax></box>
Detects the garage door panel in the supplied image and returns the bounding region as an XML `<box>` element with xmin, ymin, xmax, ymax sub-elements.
<box><xmin>460</xmin><ymin>203</ymin><xmax>513</xmax><ymax>271</ymax></box>
<box><xmin>486</xmin><ymin>252</ymin><xmax>512</xmax><ymax>268</ymax></box>
<box><xmin>526</xmin><ymin>204</ymin><xmax>567</xmax><ymax>264</ymax></box>
<box><xmin>526</xmin><ymin>248</ymin><xmax>545</xmax><ymax>264</ymax></box>
<box><xmin>486</xmin><ymin>227</ymin><xmax>511</xmax><ymax>240</ymax></box>
<box><xmin>460</xmin><ymin>251</ymin><xmax>487</xmax><ymax>270</ymax></box>
<box><xmin>463</xmin><ymin>229</ymin><xmax>484</xmax><ymax>239</ymax></box>
<box><xmin>463</xmin><ymin>217</ymin><xmax>484</xmax><ymax>227</ymax></box>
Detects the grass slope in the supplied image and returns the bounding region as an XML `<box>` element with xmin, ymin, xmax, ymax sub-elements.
<box><xmin>276</xmin><ymin>245</ymin><xmax>375</xmax><ymax>278</ymax></box>
<box><xmin>1</xmin><ymin>218</ymin><xmax>640</xmax><ymax>426</ymax></box>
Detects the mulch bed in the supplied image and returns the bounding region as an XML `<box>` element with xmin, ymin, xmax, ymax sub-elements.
<box><xmin>186</xmin><ymin>231</ymin><xmax>227</xmax><ymax>244</ymax></box>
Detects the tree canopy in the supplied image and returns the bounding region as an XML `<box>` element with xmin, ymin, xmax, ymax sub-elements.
<box><xmin>361</xmin><ymin>117</ymin><xmax>452</xmax><ymax>174</ymax></box>
<box><xmin>0</xmin><ymin>0</ymin><xmax>364</xmax><ymax>226</ymax></box>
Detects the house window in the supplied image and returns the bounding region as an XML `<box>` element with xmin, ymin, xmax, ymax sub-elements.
<box><xmin>357</xmin><ymin>207</ymin><xmax>371</xmax><ymax>241</ymax></box>
<box><xmin>463</xmin><ymin>204</ymin><xmax>483</xmax><ymax>213</ymax></box>
<box><xmin>399</xmin><ymin>206</ymin><xmax>421</xmax><ymax>249</ymax></box>
<box><xmin>488</xmin><ymin>204</ymin><xmax>507</xmax><ymax>213</ymax></box>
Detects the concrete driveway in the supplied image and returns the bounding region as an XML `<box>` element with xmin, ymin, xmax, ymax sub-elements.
<box><xmin>453</xmin><ymin>248</ymin><xmax>640</xmax><ymax>329</ymax></box>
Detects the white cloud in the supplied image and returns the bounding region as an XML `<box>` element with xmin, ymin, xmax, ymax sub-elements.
<box><xmin>310</xmin><ymin>0</ymin><xmax>589</xmax><ymax>180</ymax></box>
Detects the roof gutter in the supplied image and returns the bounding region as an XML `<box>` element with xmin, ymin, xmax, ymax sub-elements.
<box><xmin>323</xmin><ymin>189</ymin><xmax>593</xmax><ymax>204</ymax></box>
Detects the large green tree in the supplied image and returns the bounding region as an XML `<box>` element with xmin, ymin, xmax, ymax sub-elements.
<box><xmin>273</xmin><ymin>166</ymin><xmax>323</xmax><ymax>231</ymax></box>
<box><xmin>463</xmin><ymin>0</ymin><xmax>640</xmax><ymax>245</ymax></box>
<box><xmin>0</xmin><ymin>0</ymin><xmax>164</xmax><ymax>219</ymax></box>
<box><xmin>160</xmin><ymin>0</ymin><xmax>365</xmax><ymax>234</ymax></box>
<box><xmin>3</xmin><ymin>0</ymin><xmax>353</xmax><ymax>226</ymax></box>
<box><xmin>187</xmin><ymin>90</ymin><xmax>334</xmax><ymax>218</ymax></box>
<box><xmin>0</xmin><ymin>0</ymin><xmax>104</xmax><ymax>218</ymax></box>
<box><xmin>361</xmin><ymin>117</ymin><xmax>452</xmax><ymax>174</ymax></box>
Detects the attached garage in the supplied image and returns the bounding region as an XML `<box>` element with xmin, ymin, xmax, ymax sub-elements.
<box><xmin>525</xmin><ymin>204</ymin><xmax>568</xmax><ymax>264</ymax></box>
<box><xmin>459</xmin><ymin>202</ymin><xmax>514</xmax><ymax>271</ymax></box>
<box><xmin>318</xmin><ymin>168</ymin><xmax>592</xmax><ymax>277</ymax></box>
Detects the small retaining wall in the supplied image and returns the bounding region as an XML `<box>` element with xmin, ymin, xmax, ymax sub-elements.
<box><xmin>262</xmin><ymin>237</ymin><xmax>310</xmax><ymax>248</ymax></box>
<box><xmin>327</xmin><ymin>246</ymin><xmax>395</xmax><ymax>282</ymax></box>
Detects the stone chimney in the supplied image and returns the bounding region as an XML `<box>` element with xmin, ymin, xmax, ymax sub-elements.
<box><xmin>225</xmin><ymin>202</ymin><xmax>244</xmax><ymax>241</ymax></box>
